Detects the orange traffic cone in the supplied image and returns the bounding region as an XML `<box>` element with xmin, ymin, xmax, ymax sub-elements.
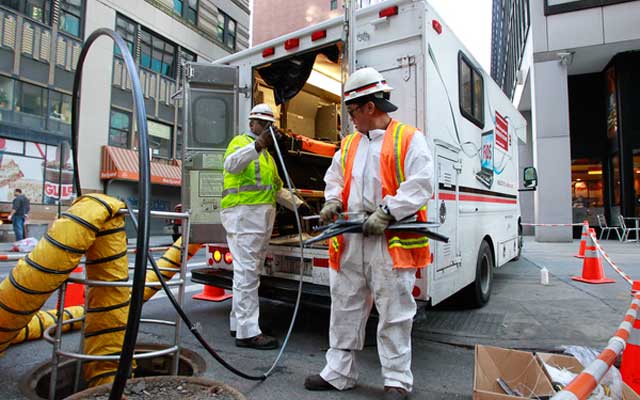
<box><xmin>621</xmin><ymin>292</ymin><xmax>640</xmax><ymax>394</ymax></box>
<box><xmin>193</xmin><ymin>284</ymin><xmax>232</xmax><ymax>302</ymax></box>
<box><xmin>57</xmin><ymin>266</ymin><xmax>85</xmax><ymax>307</ymax></box>
<box><xmin>574</xmin><ymin>221</ymin><xmax>589</xmax><ymax>259</ymax></box>
<box><xmin>571</xmin><ymin>231</ymin><xmax>615</xmax><ymax>284</ymax></box>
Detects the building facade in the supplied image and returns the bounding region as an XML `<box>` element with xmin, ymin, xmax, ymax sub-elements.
<box><xmin>491</xmin><ymin>0</ymin><xmax>640</xmax><ymax>241</ymax></box>
<box><xmin>0</xmin><ymin>0</ymin><xmax>250</xmax><ymax>235</ymax></box>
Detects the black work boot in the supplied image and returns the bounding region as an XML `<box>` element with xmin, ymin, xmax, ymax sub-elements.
<box><xmin>304</xmin><ymin>374</ymin><xmax>337</xmax><ymax>391</ymax></box>
<box><xmin>383</xmin><ymin>386</ymin><xmax>409</xmax><ymax>400</ymax></box>
<box><xmin>235</xmin><ymin>334</ymin><xmax>279</xmax><ymax>350</ymax></box>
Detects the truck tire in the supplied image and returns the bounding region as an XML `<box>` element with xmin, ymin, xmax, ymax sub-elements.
<box><xmin>512</xmin><ymin>223</ymin><xmax>523</xmax><ymax>261</ymax></box>
<box><xmin>463</xmin><ymin>240</ymin><xmax>494</xmax><ymax>308</ymax></box>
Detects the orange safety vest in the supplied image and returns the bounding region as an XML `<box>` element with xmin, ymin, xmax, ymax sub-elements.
<box><xmin>328</xmin><ymin>119</ymin><xmax>430</xmax><ymax>271</ymax></box>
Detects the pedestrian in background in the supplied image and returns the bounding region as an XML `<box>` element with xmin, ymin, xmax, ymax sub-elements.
<box><xmin>9</xmin><ymin>188</ymin><xmax>30</xmax><ymax>241</ymax></box>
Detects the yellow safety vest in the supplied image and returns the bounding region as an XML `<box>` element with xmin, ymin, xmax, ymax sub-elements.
<box><xmin>221</xmin><ymin>134</ymin><xmax>281</xmax><ymax>209</ymax></box>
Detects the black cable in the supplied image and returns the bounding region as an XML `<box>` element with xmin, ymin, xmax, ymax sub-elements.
<box><xmin>124</xmin><ymin>199</ymin><xmax>265</xmax><ymax>381</ymax></box>
<box><xmin>70</xmin><ymin>28</ymin><xmax>151</xmax><ymax>400</ymax></box>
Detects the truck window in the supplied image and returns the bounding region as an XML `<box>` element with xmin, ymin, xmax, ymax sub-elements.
<box><xmin>458</xmin><ymin>52</ymin><xmax>484</xmax><ymax>128</ymax></box>
<box><xmin>190</xmin><ymin>90</ymin><xmax>233</xmax><ymax>147</ymax></box>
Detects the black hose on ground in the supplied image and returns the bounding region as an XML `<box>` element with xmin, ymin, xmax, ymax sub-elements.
<box><xmin>70</xmin><ymin>29</ymin><xmax>151</xmax><ymax>400</ymax></box>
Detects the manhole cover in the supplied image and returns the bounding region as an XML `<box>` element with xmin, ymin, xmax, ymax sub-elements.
<box><xmin>423</xmin><ymin>312</ymin><xmax>505</xmax><ymax>337</ymax></box>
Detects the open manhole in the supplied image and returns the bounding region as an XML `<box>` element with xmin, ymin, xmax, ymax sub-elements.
<box><xmin>20</xmin><ymin>344</ymin><xmax>206</xmax><ymax>400</ymax></box>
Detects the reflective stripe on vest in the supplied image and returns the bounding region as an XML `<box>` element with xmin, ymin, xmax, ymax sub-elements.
<box><xmin>221</xmin><ymin>134</ymin><xmax>279</xmax><ymax>208</ymax></box>
<box><xmin>328</xmin><ymin>119</ymin><xmax>430</xmax><ymax>270</ymax></box>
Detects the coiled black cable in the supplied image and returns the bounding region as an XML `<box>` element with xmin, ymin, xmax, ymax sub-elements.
<box><xmin>70</xmin><ymin>28</ymin><xmax>151</xmax><ymax>400</ymax></box>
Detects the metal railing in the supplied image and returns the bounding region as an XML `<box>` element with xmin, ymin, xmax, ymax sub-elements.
<box><xmin>43</xmin><ymin>209</ymin><xmax>192</xmax><ymax>399</ymax></box>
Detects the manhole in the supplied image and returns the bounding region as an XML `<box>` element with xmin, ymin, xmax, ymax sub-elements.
<box><xmin>19</xmin><ymin>344</ymin><xmax>206</xmax><ymax>400</ymax></box>
<box><xmin>424</xmin><ymin>312</ymin><xmax>505</xmax><ymax>337</ymax></box>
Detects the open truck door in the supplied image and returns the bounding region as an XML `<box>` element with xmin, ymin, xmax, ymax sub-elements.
<box><xmin>181</xmin><ymin>63</ymin><xmax>240</xmax><ymax>244</ymax></box>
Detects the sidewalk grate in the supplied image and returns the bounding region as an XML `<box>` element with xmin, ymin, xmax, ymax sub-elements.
<box><xmin>423</xmin><ymin>311</ymin><xmax>505</xmax><ymax>337</ymax></box>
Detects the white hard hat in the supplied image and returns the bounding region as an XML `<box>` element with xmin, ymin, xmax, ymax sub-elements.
<box><xmin>343</xmin><ymin>67</ymin><xmax>397</xmax><ymax>112</ymax></box>
<box><xmin>249</xmin><ymin>103</ymin><xmax>275</xmax><ymax>122</ymax></box>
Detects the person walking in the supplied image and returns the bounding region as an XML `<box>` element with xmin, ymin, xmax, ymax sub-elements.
<box><xmin>304</xmin><ymin>68</ymin><xmax>434</xmax><ymax>400</ymax></box>
<box><xmin>221</xmin><ymin>103</ymin><xmax>300</xmax><ymax>350</ymax></box>
<box><xmin>9</xmin><ymin>188</ymin><xmax>30</xmax><ymax>241</ymax></box>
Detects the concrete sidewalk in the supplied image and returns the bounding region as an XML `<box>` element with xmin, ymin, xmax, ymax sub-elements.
<box><xmin>414</xmin><ymin>236</ymin><xmax>640</xmax><ymax>351</ymax></box>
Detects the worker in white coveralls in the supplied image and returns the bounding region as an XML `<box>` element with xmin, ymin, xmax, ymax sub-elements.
<box><xmin>221</xmin><ymin>103</ymin><xmax>303</xmax><ymax>350</ymax></box>
<box><xmin>304</xmin><ymin>68</ymin><xmax>434</xmax><ymax>400</ymax></box>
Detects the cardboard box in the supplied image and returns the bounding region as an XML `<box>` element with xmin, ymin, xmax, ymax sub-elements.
<box><xmin>474</xmin><ymin>345</ymin><xmax>555</xmax><ymax>399</ymax></box>
<box><xmin>536</xmin><ymin>352</ymin><xmax>640</xmax><ymax>400</ymax></box>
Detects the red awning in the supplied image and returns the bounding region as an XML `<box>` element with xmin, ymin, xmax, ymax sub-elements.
<box><xmin>100</xmin><ymin>145</ymin><xmax>181</xmax><ymax>186</ymax></box>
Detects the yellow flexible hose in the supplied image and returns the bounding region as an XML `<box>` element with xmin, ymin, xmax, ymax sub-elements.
<box><xmin>10</xmin><ymin>306</ymin><xmax>84</xmax><ymax>344</ymax></box>
<box><xmin>82</xmin><ymin>213</ymin><xmax>131</xmax><ymax>387</ymax></box>
<box><xmin>0</xmin><ymin>194</ymin><xmax>123</xmax><ymax>353</ymax></box>
<box><xmin>143</xmin><ymin>237</ymin><xmax>202</xmax><ymax>302</ymax></box>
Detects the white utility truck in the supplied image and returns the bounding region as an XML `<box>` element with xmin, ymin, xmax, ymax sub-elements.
<box><xmin>184</xmin><ymin>0</ymin><xmax>532</xmax><ymax>307</ymax></box>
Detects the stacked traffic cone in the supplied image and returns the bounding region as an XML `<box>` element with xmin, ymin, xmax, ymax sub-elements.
<box><xmin>57</xmin><ymin>266</ymin><xmax>86</xmax><ymax>307</ymax></box>
<box><xmin>621</xmin><ymin>284</ymin><xmax>640</xmax><ymax>394</ymax></box>
<box><xmin>574</xmin><ymin>220</ymin><xmax>589</xmax><ymax>259</ymax></box>
<box><xmin>571</xmin><ymin>231</ymin><xmax>615</xmax><ymax>284</ymax></box>
<box><xmin>193</xmin><ymin>285</ymin><xmax>232</xmax><ymax>302</ymax></box>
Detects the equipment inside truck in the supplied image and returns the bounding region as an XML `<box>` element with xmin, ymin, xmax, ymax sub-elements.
<box><xmin>252</xmin><ymin>43</ymin><xmax>343</xmax><ymax>238</ymax></box>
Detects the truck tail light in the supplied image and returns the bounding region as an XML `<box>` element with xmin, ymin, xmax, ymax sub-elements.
<box><xmin>262</xmin><ymin>47</ymin><xmax>275</xmax><ymax>57</ymax></box>
<box><xmin>379</xmin><ymin>6</ymin><xmax>398</xmax><ymax>18</ymax></box>
<box><xmin>432</xmin><ymin>19</ymin><xmax>442</xmax><ymax>35</ymax></box>
<box><xmin>311</xmin><ymin>30</ymin><xmax>326</xmax><ymax>41</ymax></box>
<box><xmin>284</xmin><ymin>38</ymin><xmax>300</xmax><ymax>50</ymax></box>
<box><xmin>213</xmin><ymin>250</ymin><xmax>222</xmax><ymax>263</ymax></box>
<box><xmin>224</xmin><ymin>252</ymin><xmax>233</xmax><ymax>264</ymax></box>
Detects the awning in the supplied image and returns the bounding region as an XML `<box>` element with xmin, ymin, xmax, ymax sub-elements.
<box><xmin>100</xmin><ymin>145</ymin><xmax>181</xmax><ymax>187</ymax></box>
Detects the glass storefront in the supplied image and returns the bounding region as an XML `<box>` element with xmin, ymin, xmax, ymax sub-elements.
<box><xmin>571</xmin><ymin>158</ymin><xmax>604</xmax><ymax>226</ymax></box>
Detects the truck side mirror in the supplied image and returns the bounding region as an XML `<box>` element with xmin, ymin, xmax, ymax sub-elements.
<box><xmin>523</xmin><ymin>167</ymin><xmax>537</xmax><ymax>189</ymax></box>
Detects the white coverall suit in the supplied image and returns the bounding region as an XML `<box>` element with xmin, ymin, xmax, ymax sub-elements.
<box><xmin>221</xmin><ymin>132</ymin><xmax>275</xmax><ymax>340</ymax></box>
<box><xmin>320</xmin><ymin>127</ymin><xmax>434</xmax><ymax>392</ymax></box>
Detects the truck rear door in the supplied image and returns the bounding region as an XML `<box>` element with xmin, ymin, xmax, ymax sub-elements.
<box><xmin>181</xmin><ymin>63</ymin><xmax>239</xmax><ymax>244</ymax></box>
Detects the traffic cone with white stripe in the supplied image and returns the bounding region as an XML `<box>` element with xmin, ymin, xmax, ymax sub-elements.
<box><xmin>621</xmin><ymin>286</ymin><xmax>640</xmax><ymax>394</ymax></box>
<box><xmin>574</xmin><ymin>220</ymin><xmax>589</xmax><ymax>259</ymax></box>
<box><xmin>571</xmin><ymin>231</ymin><xmax>615</xmax><ymax>284</ymax></box>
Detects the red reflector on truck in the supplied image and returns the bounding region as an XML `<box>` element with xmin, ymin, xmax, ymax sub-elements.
<box><xmin>284</xmin><ymin>38</ymin><xmax>300</xmax><ymax>50</ymax></box>
<box><xmin>262</xmin><ymin>47</ymin><xmax>275</xmax><ymax>57</ymax></box>
<box><xmin>379</xmin><ymin>6</ymin><xmax>398</xmax><ymax>18</ymax></box>
<box><xmin>312</xmin><ymin>258</ymin><xmax>329</xmax><ymax>268</ymax></box>
<box><xmin>432</xmin><ymin>19</ymin><xmax>442</xmax><ymax>34</ymax></box>
<box><xmin>311</xmin><ymin>30</ymin><xmax>326</xmax><ymax>41</ymax></box>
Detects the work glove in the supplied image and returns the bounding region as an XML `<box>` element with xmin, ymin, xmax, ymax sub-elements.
<box><xmin>319</xmin><ymin>200</ymin><xmax>342</xmax><ymax>224</ymax></box>
<box><xmin>362</xmin><ymin>206</ymin><xmax>394</xmax><ymax>236</ymax></box>
<box><xmin>254</xmin><ymin>127</ymin><xmax>274</xmax><ymax>152</ymax></box>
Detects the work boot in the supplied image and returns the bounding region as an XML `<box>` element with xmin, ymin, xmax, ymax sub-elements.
<box><xmin>235</xmin><ymin>334</ymin><xmax>279</xmax><ymax>350</ymax></box>
<box><xmin>383</xmin><ymin>386</ymin><xmax>409</xmax><ymax>400</ymax></box>
<box><xmin>304</xmin><ymin>374</ymin><xmax>337</xmax><ymax>391</ymax></box>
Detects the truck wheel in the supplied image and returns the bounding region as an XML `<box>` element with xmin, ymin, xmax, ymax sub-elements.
<box><xmin>463</xmin><ymin>240</ymin><xmax>494</xmax><ymax>308</ymax></box>
<box><xmin>512</xmin><ymin>223</ymin><xmax>523</xmax><ymax>261</ymax></box>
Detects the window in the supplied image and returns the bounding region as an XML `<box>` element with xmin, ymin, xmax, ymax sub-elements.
<box><xmin>109</xmin><ymin>109</ymin><xmax>131</xmax><ymax>148</ymax></box>
<box><xmin>1</xmin><ymin>0</ymin><xmax>51</xmax><ymax>24</ymax></box>
<box><xmin>216</xmin><ymin>10</ymin><xmax>236</xmax><ymax>50</ymax></box>
<box><xmin>18</xmin><ymin>81</ymin><xmax>46</xmax><ymax>117</ymax></box>
<box><xmin>176</xmin><ymin>127</ymin><xmax>183</xmax><ymax>159</ymax></box>
<box><xmin>140</xmin><ymin>29</ymin><xmax>176</xmax><ymax>78</ymax></box>
<box><xmin>173</xmin><ymin>0</ymin><xmax>197</xmax><ymax>24</ymax></box>
<box><xmin>59</xmin><ymin>0</ymin><xmax>83</xmax><ymax>37</ymax></box>
<box><xmin>330</xmin><ymin>0</ymin><xmax>338</xmax><ymax>10</ymax></box>
<box><xmin>114</xmin><ymin>14</ymin><xmax>136</xmax><ymax>57</ymax></box>
<box><xmin>49</xmin><ymin>91</ymin><xmax>71</xmax><ymax>123</ymax></box>
<box><xmin>0</xmin><ymin>75</ymin><xmax>15</xmax><ymax>110</ymax></box>
<box><xmin>145</xmin><ymin>120</ymin><xmax>172</xmax><ymax>158</ymax></box>
<box><xmin>458</xmin><ymin>52</ymin><xmax>484</xmax><ymax>128</ymax></box>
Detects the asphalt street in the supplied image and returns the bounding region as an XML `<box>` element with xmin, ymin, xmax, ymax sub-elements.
<box><xmin>0</xmin><ymin>236</ymin><xmax>638</xmax><ymax>399</ymax></box>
